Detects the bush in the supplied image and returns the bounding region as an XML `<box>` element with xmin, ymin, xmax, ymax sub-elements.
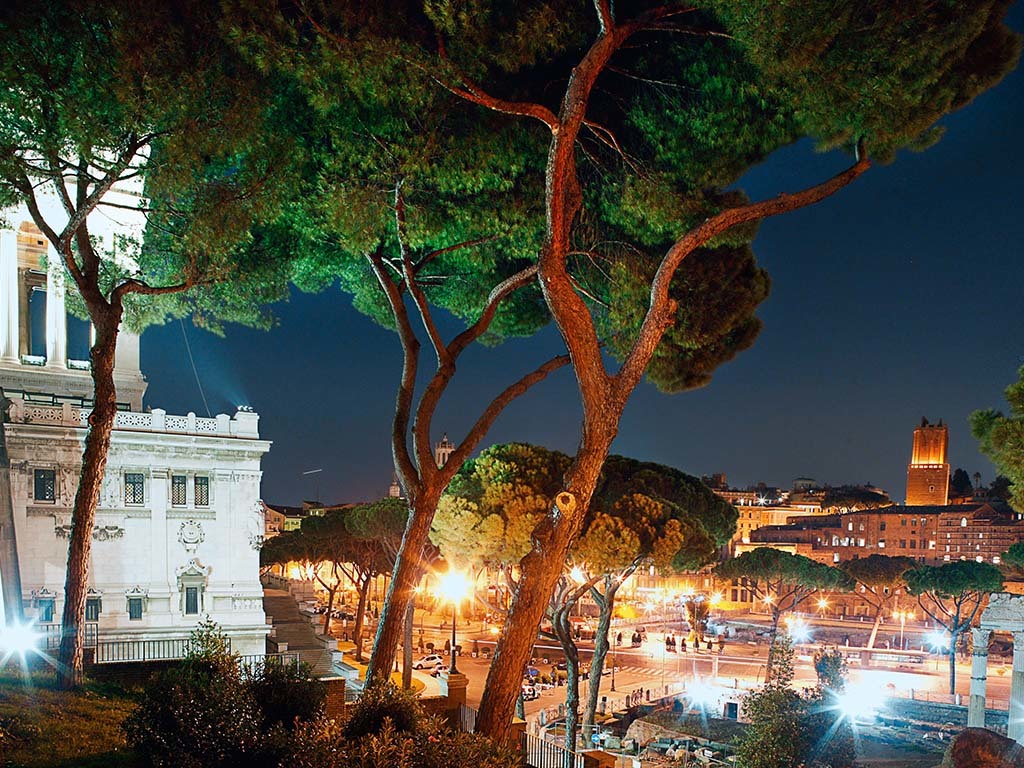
<box><xmin>245</xmin><ymin>658</ymin><xmax>325</xmax><ymax>731</ymax></box>
<box><xmin>123</xmin><ymin>645</ymin><xmax>260</xmax><ymax>767</ymax></box>
<box><xmin>283</xmin><ymin>709</ymin><xmax>522</xmax><ymax>768</ymax></box>
<box><xmin>343</xmin><ymin>682</ymin><xmax>420</xmax><ymax>739</ymax></box>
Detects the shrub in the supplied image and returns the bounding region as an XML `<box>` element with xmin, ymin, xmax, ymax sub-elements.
<box><xmin>343</xmin><ymin>682</ymin><xmax>420</xmax><ymax>739</ymax></box>
<box><xmin>245</xmin><ymin>658</ymin><xmax>325</xmax><ymax>731</ymax></box>
<box><xmin>123</xmin><ymin>622</ymin><xmax>260</xmax><ymax>767</ymax></box>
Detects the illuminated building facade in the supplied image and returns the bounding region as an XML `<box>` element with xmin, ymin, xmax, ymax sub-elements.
<box><xmin>0</xmin><ymin>191</ymin><xmax>270</xmax><ymax>657</ymax></box>
<box><xmin>906</xmin><ymin>417</ymin><xmax>950</xmax><ymax>506</ymax></box>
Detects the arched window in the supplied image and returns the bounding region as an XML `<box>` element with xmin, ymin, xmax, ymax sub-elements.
<box><xmin>961</xmin><ymin>517</ymin><xmax>968</xmax><ymax>527</ymax></box>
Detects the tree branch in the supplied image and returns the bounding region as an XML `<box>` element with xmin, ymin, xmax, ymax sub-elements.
<box><xmin>442</xmin><ymin>352</ymin><xmax>571</xmax><ymax>480</ymax></box>
<box><xmin>447</xmin><ymin>264</ymin><xmax>538</xmax><ymax>359</ymax></box>
<box><xmin>367</xmin><ymin>250</ymin><xmax>421</xmax><ymax>490</ymax></box>
<box><xmin>617</xmin><ymin>143</ymin><xmax>871</xmax><ymax>393</ymax></box>
<box><xmin>433</xmin><ymin>36</ymin><xmax>559</xmax><ymax>130</ymax></box>
<box><xmin>394</xmin><ymin>182</ymin><xmax>450</xmax><ymax>370</ymax></box>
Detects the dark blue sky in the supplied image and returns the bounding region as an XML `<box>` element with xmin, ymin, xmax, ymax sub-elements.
<box><xmin>142</xmin><ymin>8</ymin><xmax>1024</xmax><ymax>506</ymax></box>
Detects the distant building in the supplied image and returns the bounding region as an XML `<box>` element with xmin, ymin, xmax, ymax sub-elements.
<box><xmin>906</xmin><ymin>417</ymin><xmax>950</xmax><ymax>506</ymax></box>
<box><xmin>742</xmin><ymin>501</ymin><xmax>1021</xmax><ymax>566</ymax></box>
<box><xmin>388</xmin><ymin>473</ymin><xmax>403</xmax><ymax>499</ymax></box>
<box><xmin>435</xmin><ymin>433</ymin><xmax>454</xmax><ymax>468</ymax></box>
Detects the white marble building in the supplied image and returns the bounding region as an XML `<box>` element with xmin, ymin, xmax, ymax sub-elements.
<box><xmin>0</xmin><ymin>188</ymin><xmax>271</xmax><ymax>658</ymax></box>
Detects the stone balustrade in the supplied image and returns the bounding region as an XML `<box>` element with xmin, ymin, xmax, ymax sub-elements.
<box><xmin>6</xmin><ymin>399</ymin><xmax>260</xmax><ymax>438</ymax></box>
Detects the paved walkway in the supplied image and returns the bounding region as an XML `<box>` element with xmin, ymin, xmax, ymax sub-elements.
<box><xmin>263</xmin><ymin>588</ymin><xmax>334</xmax><ymax>676</ymax></box>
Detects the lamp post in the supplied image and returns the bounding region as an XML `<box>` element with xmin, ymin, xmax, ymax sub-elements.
<box><xmin>896</xmin><ymin>610</ymin><xmax>914</xmax><ymax>651</ymax></box>
<box><xmin>611</xmin><ymin>629</ymin><xmax>618</xmax><ymax>692</ymax></box>
<box><xmin>437</xmin><ymin>569</ymin><xmax>469</xmax><ymax>675</ymax></box>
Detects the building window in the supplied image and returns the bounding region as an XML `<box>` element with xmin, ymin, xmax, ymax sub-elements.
<box><xmin>34</xmin><ymin>469</ymin><xmax>56</xmax><ymax>502</ymax></box>
<box><xmin>961</xmin><ymin>517</ymin><xmax>968</xmax><ymax>527</ymax></box>
<box><xmin>901</xmin><ymin>519</ymin><xmax>907</xmax><ymax>526</ymax></box>
<box><xmin>878</xmin><ymin>540</ymin><xmax>886</xmax><ymax>549</ymax></box>
<box><xmin>900</xmin><ymin>540</ymin><xmax>907</xmax><ymax>548</ymax></box>
<box><xmin>85</xmin><ymin>597</ymin><xmax>102</xmax><ymax>621</ymax></box>
<box><xmin>848</xmin><ymin>522</ymin><xmax>853</xmax><ymax>531</ymax></box>
<box><xmin>194</xmin><ymin>476</ymin><xmax>210</xmax><ymax>507</ymax></box>
<box><xmin>171</xmin><ymin>475</ymin><xmax>187</xmax><ymax>506</ymax></box>
<box><xmin>911</xmin><ymin>519</ymin><xmax>917</xmax><ymax>527</ymax></box>
<box><xmin>38</xmin><ymin>598</ymin><xmax>55</xmax><ymax>623</ymax></box>
<box><xmin>185</xmin><ymin>587</ymin><xmax>200</xmax><ymax>615</ymax></box>
<box><xmin>128</xmin><ymin>597</ymin><xmax>143</xmax><ymax>620</ymax></box>
<box><xmin>124</xmin><ymin>473</ymin><xmax>145</xmax><ymax>505</ymax></box>
<box><xmin>880</xmin><ymin>522</ymin><xmax>886</xmax><ymax>531</ymax></box>
<box><xmin>910</xmin><ymin>540</ymin><xmax>917</xmax><ymax>549</ymax></box>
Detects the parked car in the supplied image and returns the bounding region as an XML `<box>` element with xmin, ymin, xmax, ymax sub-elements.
<box><xmin>430</xmin><ymin>663</ymin><xmax>449</xmax><ymax>677</ymax></box>
<box><xmin>521</xmin><ymin>684</ymin><xmax>540</xmax><ymax>701</ymax></box>
<box><xmin>414</xmin><ymin>654</ymin><xmax>444</xmax><ymax>669</ymax></box>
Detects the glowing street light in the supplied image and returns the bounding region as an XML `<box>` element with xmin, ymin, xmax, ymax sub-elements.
<box><xmin>569</xmin><ymin>565</ymin><xmax>586</xmax><ymax>584</ymax></box>
<box><xmin>709</xmin><ymin>593</ymin><xmax>722</xmax><ymax>606</ymax></box>
<box><xmin>436</xmin><ymin>569</ymin><xmax>470</xmax><ymax>674</ymax></box>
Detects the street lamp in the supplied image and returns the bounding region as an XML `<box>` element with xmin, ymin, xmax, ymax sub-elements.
<box><xmin>895</xmin><ymin>610</ymin><xmax>915</xmax><ymax>651</ymax></box>
<box><xmin>436</xmin><ymin>569</ymin><xmax>470</xmax><ymax>674</ymax></box>
<box><xmin>611</xmin><ymin>629</ymin><xmax>618</xmax><ymax>692</ymax></box>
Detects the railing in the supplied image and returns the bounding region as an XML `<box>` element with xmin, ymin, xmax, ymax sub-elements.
<box><xmin>94</xmin><ymin>636</ymin><xmax>231</xmax><ymax>664</ymax></box>
<box><xmin>238</xmin><ymin>652</ymin><xmax>301</xmax><ymax>673</ymax></box>
<box><xmin>458</xmin><ymin>703</ymin><xmax>477</xmax><ymax>733</ymax></box>
<box><xmin>7</xmin><ymin>398</ymin><xmax>259</xmax><ymax>438</ymax></box>
<box><xmin>521</xmin><ymin>733</ymin><xmax>584</xmax><ymax>768</ymax></box>
<box><xmin>38</xmin><ymin>622</ymin><xmax>98</xmax><ymax>650</ymax></box>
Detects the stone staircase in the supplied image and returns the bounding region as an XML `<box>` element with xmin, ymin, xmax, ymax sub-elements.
<box><xmin>263</xmin><ymin>588</ymin><xmax>334</xmax><ymax>677</ymax></box>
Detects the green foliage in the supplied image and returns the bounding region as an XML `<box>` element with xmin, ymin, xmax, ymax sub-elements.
<box><xmin>243</xmin><ymin>659</ymin><xmax>325</xmax><ymax>732</ymax></box>
<box><xmin>905</xmin><ymin>560</ymin><xmax>1004</xmax><ymax>603</ymax></box>
<box><xmin>123</xmin><ymin>630</ymin><xmax>259</xmax><ymax>767</ymax></box>
<box><xmin>0</xmin><ymin>0</ymin><xmax>299</xmax><ymax>332</ymax></box>
<box><xmin>738</xmin><ymin>640</ymin><xmax>854</xmax><ymax>768</ymax></box>
<box><xmin>433</xmin><ymin>443</ymin><xmax>736</xmax><ymax>574</ymax></box>
<box><xmin>972</xmin><ymin>365</ymin><xmax>1024</xmax><ymax>512</ymax></box>
<box><xmin>839</xmin><ymin>554</ymin><xmax>916</xmax><ymax>600</ymax></box>
<box><xmin>821</xmin><ymin>486</ymin><xmax>892</xmax><ymax>512</ymax></box>
<box><xmin>1002</xmin><ymin>541</ymin><xmax>1024</xmax><ymax>571</ymax></box>
<box><xmin>951</xmin><ymin>468</ymin><xmax>975</xmax><ymax>499</ymax></box>
<box><xmin>342</xmin><ymin>682</ymin><xmax>422</xmax><ymax>740</ymax></box>
<box><xmin>124</xmin><ymin>622</ymin><xmax>326</xmax><ymax>767</ymax></box>
<box><xmin>716</xmin><ymin>548</ymin><xmax>853</xmax><ymax>597</ymax></box>
<box><xmin>285</xmin><ymin>713</ymin><xmax>523</xmax><ymax>768</ymax></box>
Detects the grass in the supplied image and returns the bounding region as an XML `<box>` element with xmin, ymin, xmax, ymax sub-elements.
<box><xmin>0</xmin><ymin>668</ymin><xmax>140</xmax><ymax>767</ymax></box>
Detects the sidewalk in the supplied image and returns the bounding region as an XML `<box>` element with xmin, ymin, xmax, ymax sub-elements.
<box><xmin>263</xmin><ymin>588</ymin><xmax>334</xmax><ymax>676</ymax></box>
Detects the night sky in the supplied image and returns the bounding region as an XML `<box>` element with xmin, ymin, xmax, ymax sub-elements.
<box><xmin>141</xmin><ymin>5</ymin><xmax>1024</xmax><ymax>507</ymax></box>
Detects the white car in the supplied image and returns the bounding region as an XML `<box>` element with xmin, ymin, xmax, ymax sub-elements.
<box><xmin>413</xmin><ymin>654</ymin><xmax>444</xmax><ymax>669</ymax></box>
<box><xmin>429</xmin><ymin>663</ymin><xmax>450</xmax><ymax>678</ymax></box>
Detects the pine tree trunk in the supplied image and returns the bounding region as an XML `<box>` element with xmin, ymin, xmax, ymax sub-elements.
<box><xmin>365</xmin><ymin>493</ymin><xmax>437</xmax><ymax>687</ymax></box>
<box><xmin>56</xmin><ymin>316</ymin><xmax>119</xmax><ymax>690</ymax></box>
<box><xmin>354</xmin><ymin>574</ymin><xmax>370</xmax><ymax>662</ymax></box>
<box><xmin>583</xmin><ymin>578</ymin><xmax>620</xmax><ymax>731</ymax></box>
<box><xmin>764</xmin><ymin>606</ymin><xmax>782</xmax><ymax>683</ymax></box>
<box><xmin>948</xmin><ymin>630</ymin><xmax>958</xmax><ymax>696</ymax></box>
<box><xmin>554</xmin><ymin>604</ymin><xmax>582</xmax><ymax>763</ymax></box>
<box><xmin>866</xmin><ymin>607</ymin><xmax>883</xmax><ymax>650</ymax></box>
<box><xmin>402</xmin><ymin>598</ymin><xmax>414</xmax><ymax>689</ymax></box>
<box><xmin>476</xmin><ymin>433</ymin><xmax>614</xmax><ymax>740</ymax></box>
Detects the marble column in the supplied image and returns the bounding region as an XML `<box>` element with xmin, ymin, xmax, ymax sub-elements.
<box><xmin>1010</xmin><ymin>631</ymin><xmax>1024</xmax><ymax>743</ymax></box>
<box><xmin>968</xmin><ymin>628</ymin><xmax>991</xmax><ymax>727</ymax></box>
<box><xmin>0</xmin><ymin>230</ymin><xmax>18</xmax><ymax>362</ymax></box>
<box><xmin>45</xmin><ymin>243</ymin><xmax>66</xmax><ymax>368</ymax></box>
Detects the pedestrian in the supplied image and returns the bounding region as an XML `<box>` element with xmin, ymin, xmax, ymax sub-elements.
<box><xmin>680</xmin><ymin>637</ymin><xmax>687</xmax><ymax>653</ymax></box>
<box><xmin>616</xmin><ymin>631</ymin><xmax>623</xmax><ymax>646</ymax></box>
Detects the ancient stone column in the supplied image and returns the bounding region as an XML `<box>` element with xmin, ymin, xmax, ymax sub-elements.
<box><xmin>45</xmin><ymin>243</ymin><xmax>66</xmax><ymax>369</ymax></box>
<box><xmin>968</xmin><ymin>627</ymin><xmax>991</xmax><ymax>728</ymax></box>
<box><xmin>1010</xmin><ymin>631</ymin><xmax>1024</xmax><ymax>743</ymax></box>
<box><xmin>0</xmin><ymin>230</ymin><xmax>18</xmax><ymax>362</ymax></box>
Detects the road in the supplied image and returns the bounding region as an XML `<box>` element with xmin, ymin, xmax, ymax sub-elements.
<box><xmin>407</xmin><ymin>620</ymin><xmax>1016</xmax><ymax>722</ymax></box>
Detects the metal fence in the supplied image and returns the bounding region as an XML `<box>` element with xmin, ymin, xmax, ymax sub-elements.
<box><xmin>458</xmin><ymin>703</ymin><xmax>477</xmax><ymax>733</ymax></box>
<box><xmin>237</xmin><ymin>652</ymin><xmax>301</xmax><ymax>673</ymax></box>
<box><xmin>94</xmin><ymin>636</ymin><xmax>231</xmax><ymax>664</ymax></box>
<box><xmin>521</xmin><ymin>733</ymin><xmax>584</xmax><ymax>768</ymax></box>
<box><xmin>39</xmin><ymin>622</ymin><xmax>98</xmax><ymax>650</ymax></box>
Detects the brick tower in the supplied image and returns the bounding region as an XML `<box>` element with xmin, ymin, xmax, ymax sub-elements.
<box><xmin>905</xmin><ymin>418</ymin><xmax>949</xmax><ymax>506</ymax></box>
